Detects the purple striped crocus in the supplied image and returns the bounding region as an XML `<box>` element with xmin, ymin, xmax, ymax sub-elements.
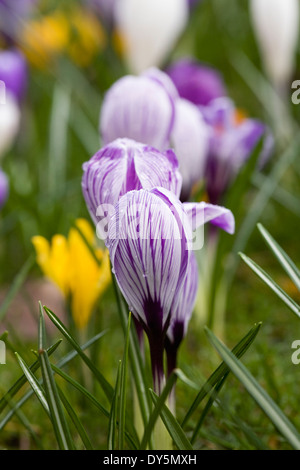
<box><xmin>100</xmin><ymin>68</ymin><xmax>210</xmax><ymax>201</ymax></box>
<box><xmin>202</xmin><ymin>98</ymin><xmax>274</xmax><ymax>204</ymax></box>
<box><xmin>0</xmin><ymin>49</ymin><xmax>27</xmax><ymax>102</ymax></box>
<box><xmin>0</xmin><ymin>168</ymin><xmax>8</xmax><ymax>208</ymax></box>
<box><xmin>81</xmin><ymin>138</ymin><xmax>182</xmax><ymax>228</ymax></box>
<box><xmin>106</xmin><ymin>186</ymin><xmax>235</xmax><ymax>393</ymax></box>
<box><xmin>166</xmin><ymin>58</ymin><xmax>227</xmax><ymax>107</ymax></box>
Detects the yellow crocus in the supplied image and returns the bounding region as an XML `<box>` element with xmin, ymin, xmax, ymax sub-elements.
<box><xmin>32</xmin><ymin>219</ymin><xmax>111</xmax><ymax>330</ymax></box>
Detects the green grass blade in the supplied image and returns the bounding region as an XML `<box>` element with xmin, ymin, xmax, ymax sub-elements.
<box><xmin>257</xmin><ymin>223</ymin><xmax>300</xmax><ymax>290</ymax></box>
<box><xmin>38</xmin><ymin>305</ymin><xmax>74</xmax><ymax>450</ymax></box>
<box><xmin>205</xmin><ymin>327</ymin><xmax>300</xmax><ymax>450</ymax></box>
<box><xmin>0</xmin><ymin>339</ymin><xmax>62</xmax><ymax>414</ymax></box>
<box><xmin>57</xmin><ymin>386</ymin><xmax>94</xmax><ymax>450</ymax></box>
<box><xmin>43</xmin><ymin>305</ymin><xmax>113</xmax><ymax>402</ymax></box>
<box><xmin>239</xmin><ymin>253</ymin><xmax>300</xmax><ymax>319</ymax></box>
<box><xmin>118</xmin><ymin>312</ymin><xmax>131</xmax><ymax>450</ymax></box>
<box><xmin>108</xmin><ymin>361</ymin><xmax>121</xmax><ymax>450</ymax></box>
<box><xmin>140</xmin><ymin>372</ymin><xmax>178</xmax><ymax>450</ymax></box>
<box><xmin>182</xmin><ymin>322</ymin><xmax>262</xmax><ymax>428</ymax></box>
<box><xmin>150</xmin><ymin>390</ymin><xmax>193</xmax><ymax>451</ymax></box>
<box><xmin>15</xmin><ymin>352</ymin><xmax>50</xmax><ymax>416</ymax></box>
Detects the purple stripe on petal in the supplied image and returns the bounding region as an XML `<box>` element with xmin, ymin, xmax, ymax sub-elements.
<box><xmin>0</xmin><ymin>169</ymin><xmax>9</xmax><ymax>208</ymax></box>
<box><xmin>100</xmin><ymin>74</ymin><xmax>175</xmax><ymax>150</ymax></box>
<box><xmin>184</xmin><ymin>201</ymin><xmax>235</xmax><ymax>234</ymax></box>
<box><xmin>0</xmin><ymin>49</ymin><xmax>27</xmax><ymax>102</ymax></box>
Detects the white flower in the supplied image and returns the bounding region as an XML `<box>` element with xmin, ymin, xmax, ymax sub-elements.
<box><xmin>114</xmin><ymin>0</ymin><xmax>189</xmax><ymax>74</ymax></box>
<box><xmin>250</xmin><ymin>0</ymin><xmax>299</xmax><ymax>89</ymax></box>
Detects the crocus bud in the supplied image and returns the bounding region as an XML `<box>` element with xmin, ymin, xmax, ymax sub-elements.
<box><xmin>82</xmin><ymin>138</ymin><xmax>182</xmax><ymax>227</ymax></box>
<box><xmin>0</xmin><ymin>168</ymin><xmax>8</xmax><ymax>208</ymax></box>
<box><xmin>0</xmin><ymin>49</ymin><xmax>27</xmax><ymax>102</ymax></box>
<box><xmin>100</xmin><ymin>72</ymin><xmax>176</xmax><ymax>150</ymax></box>
<box><xmin>170</xmin><ymin>98</ymin><xmax>209</xmax><ymax>201</ymax></box>
<box><xmin>202</xmin><ymin>98</ymin><xmax>273</xmax><ymax>204</ymax></box>
<box><xmin>250</xmin><ymin>0</ymin><xmax>299</xmax><ymax>90</ymax></box>
<box><xmin>166</xmin><ymin>58</ymin><xmax>227</xmax><ymax>106</ymax></box>
<box><xmin>106</xmin><ymin>186</ymin><xmax>235</xmax><ymax>392</ymax></box>
<box><xmin>114</xmin><ymin>0</ymin><xmax>189</xmax><ymax>73</ymax></box>
<box><xmin>0</xmin><ymin>91</ymin><xmax>21</xmax><ymax>158</ymax></box>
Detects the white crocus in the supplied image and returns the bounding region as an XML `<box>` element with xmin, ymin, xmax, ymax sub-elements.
<box><xmin>114</xmin><ymin>0</ymin><xmax>189</xmax><ymax>74</ymax></box>
<box><xmin>250</xmin><ymin>0</ymin><xmax>299</xmax><ymax>90</ymax></box>
<box><xmin>0</xmin><ymin>92</ymin><xmax>21</xmax><ymax>159</ymax></box>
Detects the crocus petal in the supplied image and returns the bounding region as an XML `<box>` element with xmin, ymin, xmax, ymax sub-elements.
<box><xmin>114</xmin><ymin>0</ymin><xmax>189</xmax><ymax>73</ymax></box>
<box><xmin>250</xmin><ymin>0</ymin><xmax>299</xmax><ymax>89</ymax></box>
<box><xmin>0</xmin><ymin>92</ymin><xmax>21</xmax><ymax>159</ymax></box>
<box><xmin>166</xmin><ymin>58</ymin><xmax>226</xmax><ymax>106</ymax></box>
<box><xmin>0</xmin><ymin>0</ymin><xmax>36</xmax><ymax>40</ymax></box>
<box><xmin>100</xmin><ymin>74</ymin><xmax>175</xmax><ymax>150</ymax></box>
<box><xmin>167</xmin><ymin>251</ymin><xmax>199</xmax><ymax>347</ymax></box>
<box><xmin>170</xmin><ymin>98</ymin><xmax>209</xmax><ymax>201</ymax></box>
<box><xmin>0</xmin><ymin>168</ymin><xmax>8</xmax><ymax>208</ymax></box>
<box><xmin>88</xmin><ymin>0</ymin><xmax>117</xmax><ymax>26</ymax></box>
<box><xmin>184</xmin><ymin>201</ymin><xmax>235</xmax><ymax>234</ymax></box>
<box><xmin>82</xmin><ymin>138</ymin><xmax>182</xmax><ymax>227</ymax></box>
<box><xmin>107</xmin><ymin>187</ymin><xmax>191</xmax><ymax>333</ymax></box>
<box><xmin>0</xmin><ymin>49</ymin><xmax>27</xmax><ymax>102</ymax></box>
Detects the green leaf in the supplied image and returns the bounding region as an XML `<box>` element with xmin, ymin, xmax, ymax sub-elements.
<box><xmin>140</xmin><ymin>371</ymin><xmax>178</xmax><ymax>450</ymax></box>
<box><xmin>108</xmin><ymin>361</ymin><xmax>121</xmax><ymax>450</ymax></box>
<box><xmin>43</xmin><ymin>305</ymin><xmax>113</xmax><ymax>402</ymax></box>
<box><xmin>57</xmin><ymin>386</ymin><xmax>94</xmax><ymax>450</ymax></box>
<box><xmin>257</xmin><ymin>223</ymin><xmax>300</xmax><ymax>291</ymax></box>
<box><xmin>205</xmin><ymin>327</ymin><xmax>300</xmax><ymax>450</ymax></box>
<box><xmin>38</xmin><ymin>304</ymin><xmax>74</xmax><ymax>450</ymax></box>
<box><xmin>182</xmin><ymin>322</ymin><xmax>262</xmax><ymax>429</ymax></box>
<box><xmin>118</xmin><ymin>312</ymin><xmax>131</xmax><ymax>450</ymax></box>
<box><xmin>0</xmin><ymin>339</ymin><xmax>62</xmax><ymax>414</ymax></box>
<box><xmin>150</xmin><ymin>390</ymin><xmax>194</xmax><ymax>451</ymax></box>
<box><xmin>15</xmin><ymin>352</ymin><xmax>50</xmax><ymax>416</ymax></box>
<box><xmin>239</xmin><ymin>253</ymin><xmax>300</xmax><ymax>319</ymax></box>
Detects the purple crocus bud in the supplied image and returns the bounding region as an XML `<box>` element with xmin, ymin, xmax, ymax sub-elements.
<box><xmin>100</xmin><ymin>71</ymin><xmax>176</xmax><ymax>151</ymax></box>
<box><xmin>107</xmin><ymin>187</ymin><xmax>192</xmax><ymax>392</ymax></box>
<box><xmin>81</xmin><ymin>138</ymin><xmax>182</xmax><ymax>228</ymax></box>
<box><xmin>202</xmin><ymin>98</ymin><xmax>273</xmax><ymax>204</ymax></box>
<box><xmin>170</xmin><ymin>98</ymin><xmax>209</xmax><ymax>201</ymax></box>
<box><xmin>166</xmin><ymin>58</ymin><xmax>226</xmax><ymax>107</ymax></box>
<box><xmin>0</xmin><ymin>49</ymin><xmax>27</xmax><ymax>102</ymax></box>
<box><xmin>106</xmin><ymin>186</ymin><xmax>235</xmax><ymax>392</ymax></box>
<box><xmin>0</xmin><ymin>168</ymin><xmax>8</xmax><ymax>208</ymax></box>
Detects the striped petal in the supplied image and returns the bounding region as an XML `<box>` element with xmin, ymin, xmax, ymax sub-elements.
<box><xmin>184</xmin><ymin>201</ymin><xmax>235</xmax><ymax>234</ymax></box>
<box><xmin>107</xmin><ymin>187</ymin><xmax>191</xmax><ymax>334</ymax></box>
<box><xmin>82</xmin><ymin>138</ymin><xmax>182</xmax><ymax>227</ymax></box>
<box><xmin>100</xmin><ymin>74</ymin><xmax>175</xmax><ymax>150</ymax></box>
<box><xmin>0</xmin><ymin>168</ymin><xmax>8</xmax><ymax>208</ymax></box>
<box><xmin>170</xmin><ymin>98</ymin><xmax>209</xmax><ymax>201</ymax></box>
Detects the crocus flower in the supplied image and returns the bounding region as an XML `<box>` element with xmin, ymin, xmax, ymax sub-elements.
<box><xmin>202</xmin><ymin>97</ymin><xmax>273</xmax><ymax>204</ymax></box>
<box><xmin>166</xmin><ymin>58</ymin><xmax>227</xmax><ymax>107</ymax></box>
<box><xmin>250</xmin><ymin>0</ymin><xmax>299</xmax><ymax>90</ymax></box>
<box><xmin>81</xmin><ymin>138</ymin><xmax>182</xmax><ymax>228</ymax></box>
<box><xmin>32</xmin><ymin>219</ymin><xmax>111</xmax><ymax>330</ymax></box>
<box><xmin>114</xmin><ymin>0</ymin><xmax>189</xmax><ymax>73</ymax></box>
<box><xmin>100</xmin><ymin>68</ymin><xmax>210</xmax><ymax>200</ymax></box>
<box><xmin>106</xmin><ymin>187</ymin><xmax>234</xmax><ymax>392</ymax></box>
<box><xmin>0</xmin><ymin>49</ymin><xmax>27</xmax><ymax>102</ymax></box>
<box><xmin>170</xmin><ymin>98</ymin><xmax>209</xmax><ymax>201</ymax></box>
<box><xmin>100</xmin><ymin>72</ymin><xmax>176</xmax><ymax>151</ymax></box>
<box><xmin>0</xmin><ymin>168</ymin><xmax>8</xmax><ymax>208</ymax></box>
